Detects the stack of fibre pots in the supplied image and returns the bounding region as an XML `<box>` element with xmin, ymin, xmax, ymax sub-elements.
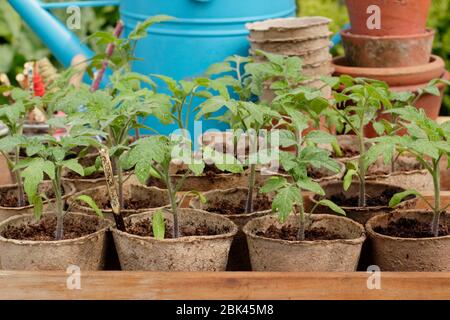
<box><xmin>246</xmin><ymin>17</ymin><xmax>334</xmax><ymax>102</ymax></box>
<box><xmin>334</xmin><ymin>0</ymin><xmax>449</xmax><ymax>137</ymax></box>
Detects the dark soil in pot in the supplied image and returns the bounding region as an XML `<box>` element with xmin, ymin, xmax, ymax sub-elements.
<box><xmin>68</xmin><ymin>184</ymin><xmax>171</xmax><ymax>219</ymax></box>
<box><xmin>366</xmin><ymin>210</ymin><xmax>450</xmax><ymax>271</ymax></box>
<box><xmin>0</xmin><ymin>212</ymin><xmax>111</xmax><ymax>270</ymax></box>
<box><xmin>243</xmin><ymin>214</ymin><xmax>366</xmax><ymax>271</ymax></box>
<box><xmin>190</xmin><ymin>187</ymin><xmax>272</xmax><ymax>271</ymax></box>
<box><xmin>0</xmin><ymin>181</ymin><xmax>76</xmax><ymax>223</ymax></box>
<box><xmin>310</xmin><ymin>181</ymin><xmax>418</xmax><ymax>225</ymax></box>
<box><xmin>112</xmin><ymin>208</ymin><xmax>238</xmax><ymax>271</ymax></box>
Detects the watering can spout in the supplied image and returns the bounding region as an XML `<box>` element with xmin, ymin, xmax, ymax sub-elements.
<box><xmin>8</xmin><ymin>0</ymin><xmax>93</xmax><ymax>68</ymax></box>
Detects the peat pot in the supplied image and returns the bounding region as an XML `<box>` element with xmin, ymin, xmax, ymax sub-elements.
<box><xmin>366</xmin><ymin>210</ymin><xmax>450</xmax><ymax>271</ymax></box>
<box><xmin>190</xmin><ymin>187</ymin><xmax>272</xmax><ymax>271</ymax></box>
<box><xmin>310</xmin><ymin>181</ymin><xmax>418</xmax><ymax>225</ymax></box>
<box><xmin>112</xmin><ymin>209</ymin><xmax>238</xmax><ymax>271</ymax></box>
<box><xmin>0</xmin><ymin>181</ymin><xmax>76</xmax><ymax>223</ymax></box>
<box><xmin>243</xmin><ymin>214</ymin><xmax>366</xmax><ymax>271</ymax></box>
<box><xmin>0</xmin><ymin>212</ymin><xmax>111</xmax><ymax>270</ymax></box>
<box><xmin>68</xmin><ymin>184</ymin><xmax>171</xmax><ymax>219</ymax></box>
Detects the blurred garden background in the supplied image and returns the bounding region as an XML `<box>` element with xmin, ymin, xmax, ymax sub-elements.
<box><xmin>0</xmin><ymin>0</ymin><xmax>449</xmax><ymax>114</ymax></box>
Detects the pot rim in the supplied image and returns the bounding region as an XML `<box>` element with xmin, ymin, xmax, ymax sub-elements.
<box><xmin>0</xmin><ymin>212</ymin><xmax>112</xmax><ymax>245</ymax></box>
<box><xmin>341</xmin><ymin>28</ymin><xmax>435</xmax><ymax>40</ymax></box>
<box><xmin>391</xmin><ymin>70</ymin><xmax>450</xmax><ymax>92</ymax></box>
<box><xmin>243</xmin><ymin>213</ymin><xmax>366</xmax><ymax>245</ymax></box>
<box><xmin>246</xmin><ymin>16</ymin><xmax>331</xmax><ymax>32</ymax></box>
<box><xmin>0</xmin><ymin>181</ymin><xmax>76</xmax><ymax>211</ymax></box>
<box><xmin>189</xmin><ymin>187</ymin><xmax>273</xmax><ymax>219</ymax></box>
<box><xmin>111</xmin><ymin>208</ymin><xmax>239</xmax><ymax>243</ymax></box>
<box><xmin>309</xmin><ymin>181</ymin><xmax>418</xmax><ymax>211</ymax></box>
<box><xmin>366</xmin><ymin>210</ymin><xmax>450</xmax><ymax>241</ymax></box>
<box><xmin>332</xmin><ymin>55</ymin><xmax>444</xmax><ymax>77</ymax></box>
<box><xmin>68</xmin><ymin>183</ymin><xmax>171</xmax><ymax>214</ymax></box>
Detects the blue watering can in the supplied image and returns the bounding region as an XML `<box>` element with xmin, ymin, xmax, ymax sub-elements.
<box><xmin>7</xmin><ymin>0</ymin><xmax>301</xmax><ymax>136</ymax></box>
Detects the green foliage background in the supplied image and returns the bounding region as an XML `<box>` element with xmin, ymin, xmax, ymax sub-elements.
<box><xmin>0</xmin><ymin>0</ymin><xmax>448</xmax><ymax>114</ymax></box>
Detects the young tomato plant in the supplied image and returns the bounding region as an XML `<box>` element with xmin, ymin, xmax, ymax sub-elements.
<box><xmin>0</xmin><ymin>88</ymin><xmax>42</xmax><ymax>206</ymax></box>
<box><xmin>383</xmin><ymin>106</ymin><xmax>450</xmax><ymax>237</ymax></box>
<box><xmin>260</xmin><ymin>127</ymin><xmax>345</xmax><ymax>241</ymax></box>
<box><xmin>328</xmin><ymin>76</ymin><xmax>392</xmax><ymax>207</ymax></box>
<box><xmin>11</xmin><ymin>125</ymin><xmax>103</xmax><ymax>240</ymax></box>
<box><xmin>121</xmin><ymin>135</ymin><xmax>206</xmax><ymax>238</ymax></box>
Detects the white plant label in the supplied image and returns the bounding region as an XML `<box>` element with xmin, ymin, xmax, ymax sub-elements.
<box><xmin>66</xmin><ymin>265</ymin><xmax>81</xmax><ymax>290</ymax></box>
<box><xmin>366</xmin><ymin>5</ymin><xmax>381</xmax><ymax>30</ymax></box>
<box><xmin>66</xmin><ymin>6</ymin><xmax>81</xmax><ymax>30</ymax></box>
<box><xmin>366</xmin><ymin>265</ymin><xmax>382</xmax><ymax>290</ymax></box>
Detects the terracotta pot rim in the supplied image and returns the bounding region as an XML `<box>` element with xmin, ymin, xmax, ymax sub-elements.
<box><xmin>69</xmin><ymin>184</ymin><xmax>171</xmax><ymax>214</ymax></box>
<box><xmin>189</xmin><ymin>187</ymin><xmax>272</xmax><ymax>219</ymax></box>
<box><xmin>246</xmin><ymin>16</ymin><xmax>331</xmax><ymax>32</ymax></box>
<box><xmin>0</xmin><ymin>181</ymin><xmax>76</xmax><ymax>211</ymax></box>
<box><xmin>342</xmin><ymin>28</ymin><xmax>435</xmax><ymax>40</ymax></box>
<box><xmin>249</xmin><ymin>33</ymin><xmax>332</xmax><ymax>44</ymax></box>
<box><xmin>0</xmin><ymin>212</ymin><xmax>112</xmax><ymax>245</ymax></box>
<box><xmin>243</xmin><ymin>214</ymin><xmax>366</xmax><ymax>245</ymax></box>
<box><xmin>366</xmin><ymin>210</ymin><xmax>450</xmax><ymax>241</ymax></box>
<box><xmin>332</xmin><ymin>55</ymin><xmax>445</xmax><ymax>77</ymax></box>
<box><xmin>310</xmin><ymin>181</ymin><xmax>418</xmax><ymax>211</ymax></box>
<box><xmin>391</xmin><ymin>70</ymin><xmax>450</xmax><ymax>91</ymax></box>
<box><xmin>111</xmin><ymin>208</ymin><xmax>239</xmax><ymax>243</ymax></box>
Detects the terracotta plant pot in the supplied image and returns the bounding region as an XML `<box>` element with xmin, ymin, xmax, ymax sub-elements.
<box><xmin>0</xmin><ymin>181</ymin><xmax>76</xmax><ymax>223</ymax></box>
<box><xmin>345</xmin><ymin>0</ymin><xmax>431</xmax><ymax>36</ymax></box>
<box><xmin>190</xmin><ymin>187</ymin><xmax>272</xmax><ymax>271</ymax></box>
<box><xmin>112</xmin><ymin>208</ymin><xmax>238</xmax><ymax>271</ymax></box>
<box><xmin>246</xmin><ymin>17</ymin><xmax>331</xmax><ymax>42</ymax></box>
<box><xmin>243</xmin><ymin>214</ymin><xmax>366</xmax><ymax>271</ymax></box>
<box><xmin>68</xmin><ymin>184</ymin><xmax>171</xmax><ymax>219</ymax></box>
<box><xmin>250</xmin><ymin>36</ymin><xmax>332</xmax><ymax>56</ymax></box>
<box><xmin>341</xmin><ymin>29</ymin><xmax>435</xmax><ymax>68</ymax></box>
<box><xmin>332</xmin><ymin>55</ymin><xmax>445</xmax><ymax>87</ymax></box>
<box><xmin>0</xmin><ymin>212</ymin><xmax>111</xmax><ymax>270</ymax></box>
<box><xmin>366</xmin><ymin>210</ymin><xmax>450</xmax><ymax>271</ymax></box>
<box><xmin>309</xmin><ymin>181</ymin><xmax>418</xmax><ymax>225</ymax></box>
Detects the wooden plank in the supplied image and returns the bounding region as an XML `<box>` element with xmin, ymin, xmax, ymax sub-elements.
<box><xmin>1</xmin><ymin>271</ymin><xmax>450</xmax><ymax>300</ymax></box>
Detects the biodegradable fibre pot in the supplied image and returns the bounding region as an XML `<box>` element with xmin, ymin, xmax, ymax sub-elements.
<box><xmin>250</xmin><ymin>36</ymin><xmax>332</xmax><ymax>56</ymax></box>
<box><xmin>246</xmin><ymin>17</ymin><xmax>331</xmax><ymax>42</ymax></box>
<box><xmin>366</xmin><ymin>210</ymin><xmax>450</xmax><ymax>271</ymax></box>
<box><xmin>332</xmin><ymin>55</ymin><xmax>445</xmax><ymax>87</ymax></box>
<box><xmin>0</xmin><ymin>212</ymin><xmax>112</xmax><ymax>270</ymax></box>
<box><xmin>261</xmin><ymin>77</ymin><xmax>332</xmax><ymax>103</ymax></box>
<box><xmin>68</xmin><ymin>184</ymin><xmax>171</xmax><ymax>219</ymax></box>
<box><xmin>345</xmin><ymin>0</ymin><xmax>432</xmax><ymax>36</ymax></box>
<box><xmin>190</xmin><ymin>187</ymin><xmax>272</xmax><ymax>271</ymax></box>
<box><xmin>112</xmin><ymin>208</ymin><xmax>238</xmax><ymax>271</ymax></box>
<box><xmin>0</xmin><ymin>181</ymin><xmax>76</xmax><ymax>223</ymax></box>
<box><xmin>310</xmin><ymin>181</ymin><xmax>418</xmax><ymax>225</ymax></box>
<box><xmin>341</xmin><ymin>29</ymin><xmax>435</xmax><ymax>68</ymax></box>
<box><xmin>243</xmin><ymin>214</ymin><xmax>366</xmax><ymax>271</ymax></box>
<box><xmin>326</xmin><ymin>135</ymin><xmax>433</xmax><ymax>191</ymax></box>
<box><xmin>251</xmin><ymin>46</ymin><xmax>331</xmax><ymax>66</ymax></box>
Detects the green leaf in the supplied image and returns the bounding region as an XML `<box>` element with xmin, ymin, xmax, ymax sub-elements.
<box><xmin>152</xmin><ymin>209</ymin><xmax>165</xmax><ymax>240</ymax></box>
<box><xmin>343</xmin><ymin>169</ymin><xmax>357</xmax><ymax>191</ymax></box>
<box><xmin>317</xmin><ymin>200</ymin><xmax>346</xmax><ymax>216</ymax></box>
<box><xmin>206</xmin><ymin>62</ymin><xmax>233</xmax><ymax>76</ymax></box>
<box><xmin>33</xmin><ymin>196</ymin><xmax>43</xmax><ymax>220</ymax></box>
<box><xmin>305</xmin><ymin>130</ymin><xmax>338</xmax><ymax>145</ymax></box>
<box><xmin>297</xmin><ymin>178</ymin><xmax>324</xmax><ymax>195</ymax></box>
<box><xmin>272</xmin><ymin>185</ymin><xmax>302</xmax><ymax>223</ymax></box>
<box><xmin>75</xmin><ymin>195</ymin><xmax>103</xmax><ymax>218</ymax></box>
<box><xmin>62</xmin><ymin>159</ymin><xmax>85</xmax><ymax>177</ymax></box>
<box><xmin>188</xmin><ymin>162</ymin><xmax>205</xmax><ymax>176</ymax></box>
<box><xmin>261</xmin><ymin>176</ymin><xmax>287</xmax><ymax>193</ymax></box>
<box><xmin>389</xmin><ymin>190</ymin><xmax>420</xmax><ymax>208</ymax></box>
